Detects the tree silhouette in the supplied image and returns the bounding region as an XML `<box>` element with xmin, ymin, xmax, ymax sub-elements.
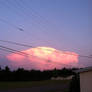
<box><xmin>5</xmin><ymin>66</ymin><xmax>10</xmax><ymax>72</ymax></box>
<box><xmin>0</xmin><ymin>66</ymin><xmax>77</xmax><ymax>81</ymax></box>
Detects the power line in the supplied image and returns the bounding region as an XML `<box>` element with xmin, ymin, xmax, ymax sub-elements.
<box><xmin>0</xmin><ymin>0</ymin><xmax>27</xmax><ymax>20</ymax></box>
<box><xmin>1</xmin><ymin>0</ymin><xmax>49</xmax><ymax>43</ymax></box>
<box><xmin>0</xmin><ymin>44</ymin><xmax>50</xmax><ymax>61</ymax></box>
<box><xmin>0</xmin><ymin>45</ymin><xmax>28</xmax><ymax>57</ymax></box>
<box><xmin>0</xmin><ymin>47</ymin><xmax>23</xmax><ymax>56</ymax></box>
<box><xmin>0</xmin><ymin>0</ymin><xmax>25</xmax><ymax>31</ymax></box>
<box><xmin>0</xmin><ymin>0</ymin><xmax>52</xmax><ymax>45</ymax></box>
<box><xmin>0</xmin><ymin>48</ymin><xmax>75</xmax><ymax>68</ymax></box>
<box><xmin>3</xmin><ymin>0</ymin><xmax>39</xmax><ymax>27</ymax></box>
<box><xmin>0</xmin><ymin>40</ymin><xmax>33</xmax><ymax>48</ymax></box>
<box><xmin>0</xmin><ymin>18</ymin><xmax>24</xmax><ymax>32</ymax></box>
<box><xmin>0</xmin><ymin>39</ymin><xmax>92</xmax><ymax>59</ymax></box>
<box><xmin>0</xmin><ymin>45</ymin><xmax>77</xmax><ymax>68</ymax></box>
<box><xmin>9</xmin><ymin>0</ymin><xmax>55</xmax><ymax>37</ymax></box>
<box><xmin>17</xmin><ymin>0</ymin><xmax>57</xmax><ymax>30</ymax></box>
<box><xmin>11</xmin><ymin>0</ymin><xmax>52</xmax><ymax>45</ymax></box>
<box><xmin>13</xmin><ymin>0</ymin><xmax>47</xmax><ymax>27</ymax></box>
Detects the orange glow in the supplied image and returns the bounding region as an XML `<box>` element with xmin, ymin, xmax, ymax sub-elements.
<box><xmin>7</xmin><ymin>47</ymin><xmax>79</xmax><ymax>70</ymax></box>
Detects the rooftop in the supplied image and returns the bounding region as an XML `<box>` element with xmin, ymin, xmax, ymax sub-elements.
<box><xmin>75</xmin><ymin>66</ymin><xmax>92</xmax><ymax>73</ymax></box>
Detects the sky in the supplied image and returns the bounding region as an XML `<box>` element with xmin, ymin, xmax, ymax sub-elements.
<box><xmin>0</xmin><ymin>0</ymin><xmax>92</xmax><ymax>70</ymax></box>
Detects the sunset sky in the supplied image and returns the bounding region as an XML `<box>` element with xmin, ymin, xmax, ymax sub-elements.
<box><xmin>0</xmin><ymin>0</ymin><xmax>92</xmax><ymax>70</ymax></box>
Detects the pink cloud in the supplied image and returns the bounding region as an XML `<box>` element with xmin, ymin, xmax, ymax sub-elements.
<box><xmin>7</xmin><ymin>47</ymin><xmax>79</xmax><ymax>70</ymax></box>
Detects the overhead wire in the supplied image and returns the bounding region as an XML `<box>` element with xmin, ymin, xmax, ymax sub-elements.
<box><xmin>17</xmin><ymin>0</ymin><xmax>57</xmax><ymax>30</ymax></box>
<box><xmin>14</xmin><ymin>0</ymin><xmax>48</xmax><ymax>27</ymax></box>
<box><xmin>3</xmin><ymin>0</ymin><xmax>42</xmax><ymax>28</ymax></box>
<box><xmin>9</xmin><ymin>0</ymin><xmax>53</xmax><ymax>45</ymax></box>
<box><xmin>0</xmin><ymin>44</ymin><xmax>53</xmax><ymax>61</ymax></box>
<box><xmin>0</xmin><ymin>45</ymin><xmax>77</xmax><ymax>68</ymax></box>
<box><xmin>0</xmin><ymin>45</ymin><xmax>28</xmax><ymax>57</ymax></box>
<box><xmin>0</xmin><ymin>39</ymin><xmax>92</xmax><ymax>59</ymax></box>
<box><xmin>0</xmin><ymin>0</ymin><xmax>25</xmax><ymax>31</ymax></box>
<box><xmin>0</xmin><ymin>0</ymin><xmax>54</xmax><ymax>45</ymax></box>
<box><xmin>0</xmin><ymin>1</ymin><xmax>91</xmax><ymax>68</ymax></box>
<box><xmin>0</xmin><ymin>1</ymin><xmax>92</xmax><ymax>59</ymax></box>
<box><xmin>0</xmin><ymin>18</ymin><xmax>24</xmax><ymax>32</ymax></box>
<box><xmin>13</xmin><ymin>0</ymin><xmax>53</xmax><ymax>33</ymax></box>
<box><xmin>0</xmin><ymin>40</ymin><xmax>33</xmax><ymax>48</ymax></box>
<box><xmin>16</xmin><ymin>0</ymin><xmax>60</xmax><ymax>43</ymax></box>
<box><xmin>0</xmin><ymin>47</ymin><xmax>23</xmax><ymax>56</ymax></box>
<box><xmin>0</xmin><ymin>0</ymin><xmax>28</xmax><ymax>20</ymax></box>
<box><xmin>0</xmin><ymin>0</ymin><xmax>50</xmax><ymax>45</ymax></box>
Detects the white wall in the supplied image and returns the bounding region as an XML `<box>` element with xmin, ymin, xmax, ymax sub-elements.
<box><xmin>80</xmin><ymin>71</ymin><xmax>92</xmax><ymax>92</ymax></box>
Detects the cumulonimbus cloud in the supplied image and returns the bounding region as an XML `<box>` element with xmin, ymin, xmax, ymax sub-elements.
<box><xmin>7</xmin><ymin>47</ymin><xmax>79</xmax><ymax>70</ymax></box>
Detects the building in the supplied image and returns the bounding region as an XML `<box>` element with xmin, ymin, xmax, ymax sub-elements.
<box><xmin>76</xmin><ymin>67</ymin><xmax>92</xmax><ymax>92</ymax></box>
<box><xmin>51</xmin><ymin>75</ymin><xmax>73</xmax><ymax>80</ymax></box>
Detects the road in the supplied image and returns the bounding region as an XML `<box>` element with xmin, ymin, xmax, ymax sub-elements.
<box><xmin>0</xmin><ymin>84</ymin><xmax>69</xmax><ymax>92</ymax></box>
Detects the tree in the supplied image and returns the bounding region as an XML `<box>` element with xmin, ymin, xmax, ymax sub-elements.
<box><xmin>5</xmin><ymin>66</ymin><xmax>10</xmax><ymax>72</ymax></box>
<box><xmin>0</xmin><ymin>66</ymin><xmax>1</xmax><ymax>71</ymax></box>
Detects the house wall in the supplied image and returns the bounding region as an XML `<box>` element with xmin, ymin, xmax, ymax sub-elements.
<box><xmin>80</xmin><ymin>71</ymin><xmax>92</xmax><ymax>92</ymax></box>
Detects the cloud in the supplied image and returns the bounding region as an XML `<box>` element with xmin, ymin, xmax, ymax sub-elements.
<box><xmin>7</xmin><ymin>47</ymin><xmax>79</xmax><ymax>70</ymax></box>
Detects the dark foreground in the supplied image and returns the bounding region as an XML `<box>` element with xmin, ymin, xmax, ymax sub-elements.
<box><xmin>0</xmin><ymin>80</ymin><xmax>70</xmax><ymax>92</ymax></box>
